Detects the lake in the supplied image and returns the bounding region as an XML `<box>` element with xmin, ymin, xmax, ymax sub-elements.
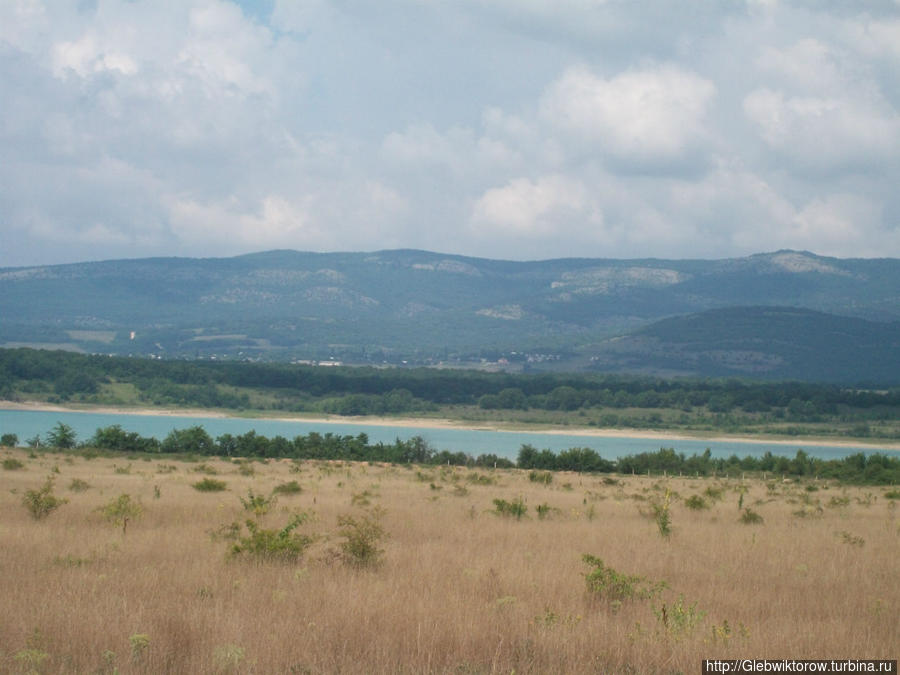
<box><xmin>2</xmin><ymin>408</ymin><xmax>896</xmax><ymax>462</ymax></box>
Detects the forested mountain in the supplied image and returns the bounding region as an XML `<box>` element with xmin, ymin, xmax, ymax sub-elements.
<box><xmin>1</xmin><ymin>249</ymin><xmax>898</xmax><ymax>383</ymax></box>
<box><xmin>585</xmin><ymin>307</ymin><xmax>900</xmax><ymax>383</ymax></box>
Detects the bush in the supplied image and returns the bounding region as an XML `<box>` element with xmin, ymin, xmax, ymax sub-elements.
<box><xmin>582</xmin><ymin>554</ymin><xmax>666</xmax><ymax>603</ymax></box>
<box><xmin>69</xmin><ymin>478</ymin><xmax>90</xmax><ymax>492</ymax></box>
<box><xmin>650</xmin><ymin>489</ymin><xmax>672</xmax><ymax>537</ymax></box>
<box><xmin>22</xmin><ymin>478</ymin><xmax>68</xmax><ymax>520</ymax></box>
<box><xmin>336</xmin><ymin>509</ymin><xmax>387</xmax><ymax>569</ymax></box>
<box><xmin>229</xmin><ymin>514</ymin><xmax>314</xmax><ymax>563</ymax></box>
<box><xmin>704</xmin><ymin>486</ymin><xmax>724</xmax><ymax>502</ymax></box>
<box><xmin>98</xmin><ymin>493</ymin><xmax>143</xmax><ymax>533</ymax></box>
<box><xmin>239</xmin><ymin>489</ymin><xmax>275</xmax><ymax>518</ymax></box>
<box><xmin>193</xmin><ymin>478</ymin><xmax>228</xmax><ymax>492</ymax></box>
<box><xmin>273</xmin><ymin>480</ymin><xmax>303</xmax><ymax>495</ymax></box>
<box><xmin>654</xmin><ymin>594</ymin><xmax>707</xmax><ymax>638</ymax></box>
<box><xmin>236</xmin><ymin>461</ymin><xmax>255</xmax><ymax>476</ymax></box>
<box><xmin>528</xmin><ymin>470</ymin><xmax>553</xmax><ymax>485</ymax></box>
<box><xmin>493</xmin><ymin>496</ymin><xmax>527</xmax><ymax>520</ymax></box>
<box><xmin>1</xmin><ymin>433</ymin><xmax>18</xmax><ymax>447</ymax></box>
<box><xmin>192</xmin><ymin>463</ymin><xmax>218</xmax><ymax>475</ymax></box>
<box><xmin>3</xmin><ymin>457</ymin><xmax>25</xmax><ymax>470</ymax></box>
<box><xmin>739</xmin><ymin>508</ymin><xmax>764</xmax><ymax>525</ymax></box>
<box><xmin>684</xmin><ymin>494</ymin><xmax>709</xmax><ymax>510</ymax></box>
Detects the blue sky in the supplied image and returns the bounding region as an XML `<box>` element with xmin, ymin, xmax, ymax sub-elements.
<box><xmin>2</xmin><ymin>0</ymin><xmax>899</xmax><ymax>266</ymax></box>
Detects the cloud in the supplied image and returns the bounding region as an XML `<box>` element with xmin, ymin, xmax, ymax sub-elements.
<box><xmin>1</xmin><ymin>0</ymin><xmax>899</xmax><ymax>266</ymax></box>
<box><xmin>743</xmin><ymin>87</ymin><xmax>900</xmax><ymax>171</ymax></box>
<box><xmin>471</xmin><ymin>174</ymin><xmax>600</xmax><ymax>238</ymax></box>
<box><xmin>167</xmin><ymin>194</ymin><xmax>317</xmax><ymax>249</ymax></box>
<box><xmin>539</xmin><ymin>64</ymin><xmax>715</xmax><ymax>168</ymax></box>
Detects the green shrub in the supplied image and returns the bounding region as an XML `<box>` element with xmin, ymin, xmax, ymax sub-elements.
<box><xmin>493</xmin><ymin>496</ymin><xmax>527</xmax><ymax>520</ymax></box>
<box><xmin>739</xmin><ymin>508</ymin><xmax>763</xmax><ymax>524</ymax></box>
<box><xmin>528</xmin><ymin>470</ymin><xmax>553</xmax><ymax>485</ymax></box>
<box><xmin>836</xmin><ymin>530</ymin><xmax>865</xmax><ymax>547</ymax></box>
<box><xmin>654</xmin><ymin>594</ymin><xmax>707</xmax><ymax>639</ymax></box>
<box><xmin>229</xmin><ymin>513</ymin><xmax>314</xmax><ymax>563</ymax></box>
<box><xmin>535</xmin><ymin>502</ymin><xmax>552</xmax><ymax>519</ymax></box>
<box><xmin>239</xmin><ymin>489</ymin><xmax>276</xmax><ymax>518</ymax></box>
<box><xmin>273</xmin><ymin>480</ymin><xmax>303</xmax><ymax>495</ymax></box>
<box><xmin>68</xmin><ymin>478</ymin><xmax>90</xmax><ymax>492</ymax></box>
<box><xmin>22</xmin><ymin>478</ymin><xmax>68</xmax><ymax>520</ymax></box>
<box><xmin>129</xmin><ymin>634</ymin><xmax>150</xmax><ymax>663</ymax></box>
<box><xmin>884</xmin><ymin>489</ymin><xmax>900</xmax><ymax>500</ymax></box>
<box><xmin>704</xmin><ymin>486</ymin><xmax>724</xmax><ymax>502</ymax></box>
<box><xmin>1</xmin><ymin>432</ymin><xmax>19</xmax><ymax>447</ymax></box>
<box><xmin>98</xmin><ymin>494</ymin><xmax>143</xmax><ymax>534</ymax></box>
<box><xmin>650</xmin><ymin>489</ymin><xmax>672</xmax><ymax>537</ymax></box>
<box><xmin>351</xmin><ymin>490</ymin><xmax>374</xmax><ymax>506</ymax></box>
<box><xmin>336</xmin><ymin>508</ymin><xmax>387</xmax><ymax>569</ymax></box>
<box><xmin>192</xmin><ymin>463</ymin><xmax>218</xmax><ymax>475</ymax></box>
<box><xmin>684</xmin><ymin>494</ymin><xmax>709</xmax><ymax>510</ymax></box>
<box><xmin>3</xmin><ymin>457</ymin><xmax>25</xmax><ymax>470</ymax></box>
<box><xmin>582</xmin><ymin>554</ymin><xmax>666</xmax><ymax>603</ymax></box>
<box><xmin>193</xmin><ymin>478</ymin><xmax>228</xmax><ymax>492</ymax></box>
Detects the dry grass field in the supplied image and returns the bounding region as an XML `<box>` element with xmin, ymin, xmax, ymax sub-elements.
<box><xmin>1</xmin><ymin>448</ymin><xmax>898</xmax><ymax>674</ymax></box>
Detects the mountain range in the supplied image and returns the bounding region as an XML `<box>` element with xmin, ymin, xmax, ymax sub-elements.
<box><xmin>1</xmin><ymin>249</ymin><xmax>898</xmax><ymax>384</ymax></box>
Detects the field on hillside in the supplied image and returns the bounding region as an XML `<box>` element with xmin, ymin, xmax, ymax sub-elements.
<box><xmin>1</xmin><ymin>449</ymin><xmax>898</xmax><ymax>674</ymax></box>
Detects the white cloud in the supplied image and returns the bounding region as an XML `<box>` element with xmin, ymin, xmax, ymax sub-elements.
<box><xmin>1</xmin><ymin>0</ymin><xmax>900</xmax><ymax>266</ymax></box>
<box><xmin>539</xmin><ymin>64</ymin><xmax>715</xmax><ymax>166</ymax></box>
<box><xmin>743</xmin><ymin>87</ymin><xmax>900</xmax><ymax>170</ymax></box>
<box><xmin>471</xmin><ymin>174</ymin><xmax>600</xmax><ymax>237</ymax></box>
<box><xmin>844</xmin><ymin>17</ymin><xmax>900</xmax><ymax>62</ymax></box>
<box><xmin>52</xmin><ymin>34</ymin><xmax>137</xmax><ymax>77</ymax></box>
<box><xmin>756</xmin><ymin>39</ymin><xmax>843</xmax><ymax>91</ymax></box>
<box><xmin>167</xmin><ymin>194</ymin><xmax>319</xmax><ymax>250</ymax></box>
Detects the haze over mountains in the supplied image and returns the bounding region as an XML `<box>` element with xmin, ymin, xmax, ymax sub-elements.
<box><xmin>1</xmin><ymin>249</ymin><xmax>898</xmax><ymax>384</ymax></box>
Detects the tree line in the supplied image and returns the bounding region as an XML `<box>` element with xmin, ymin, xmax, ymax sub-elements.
<box><xmin>8</xmin><ymin>421</ymin><xmax>898</xmax><ymax>485</ymax></box>
<box><xmin>3</xmin><ymin>347</ymin><xmax>900</xmax><ymax>416</ymax></box>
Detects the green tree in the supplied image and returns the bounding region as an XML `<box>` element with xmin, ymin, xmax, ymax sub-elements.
<box><xmin>161</xmin><ymin>426</ymin><xmax>214</xmax><ymax>454</ymax></box>
<box><xmin>548</xmin><ymin>386</ymin><xmax>582</xmax><ymax>411</ymax></box>
<box><xmin>497</xmin><ymin>387</ymin><xmax>528</xmax><ymax>410</ymax></box>
<box><xmin>46</xmin><ymin>422</ymin><xmax>77</xmax><ymax>449</ymax></box>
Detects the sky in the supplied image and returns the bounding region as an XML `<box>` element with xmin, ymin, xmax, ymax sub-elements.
<box><xmin>2</xmin><ymin>0</ymin><xmax>899</xmax><ymax>267</ymax></box>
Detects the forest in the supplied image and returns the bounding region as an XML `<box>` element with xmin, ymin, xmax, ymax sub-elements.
<box><xmin>3</xmin><ymin>347</ymin><xmax>900</xmax><ymax>441</ymax></box>
<box><xmin>4</xmin><ymin>347</ymin><xmax>900</xmax><ymax>410</ymax></box>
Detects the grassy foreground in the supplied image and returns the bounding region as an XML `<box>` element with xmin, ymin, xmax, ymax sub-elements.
<box><xmin>1</xmin><ymin>449</ymin><xmax>898</xmax><ymax>674</ymax></box>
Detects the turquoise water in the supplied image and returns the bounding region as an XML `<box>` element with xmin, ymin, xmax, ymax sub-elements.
<box><xmin>1</xmin><ymin>408</ymin><xmax>895</xmax><ymax>462</ymax></box>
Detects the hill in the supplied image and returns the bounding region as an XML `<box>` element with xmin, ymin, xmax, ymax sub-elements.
<box><xmin>584</xmin><ymin>306</ymin><xmax>900</xmax><ymax>384</ymax></box>
<box><xmin>1</xmin><ymin>249</ymin><xmax>898</xmax><ymax>382</ymax></box>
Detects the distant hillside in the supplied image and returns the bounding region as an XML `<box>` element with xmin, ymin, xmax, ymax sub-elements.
<box><xmin>584</xmin><ymin>307</ymin><xmax>900</xmax><ymax>384</ymax></box>
<box><xmin>1</xmin><ymin>249</ymin><xmax>898</xmax><ymax>382</ymax></box>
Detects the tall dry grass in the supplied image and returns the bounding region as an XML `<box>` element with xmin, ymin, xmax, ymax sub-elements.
<box><xmin>0</xmin><ymin>449</ymin><xmax>897</xmax><ymax>673</ymax></box>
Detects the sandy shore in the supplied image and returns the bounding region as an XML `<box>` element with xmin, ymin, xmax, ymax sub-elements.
<box><xmin>3</xmin><ymin>399</ymin><xmax>900</xmax><ymax>450</ymax></box>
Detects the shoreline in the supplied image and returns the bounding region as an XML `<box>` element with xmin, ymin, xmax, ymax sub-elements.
<box><xmin>3</xmin><ymin>399</ymin><xmax>900</xmax><ymax>451</ymax></box>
